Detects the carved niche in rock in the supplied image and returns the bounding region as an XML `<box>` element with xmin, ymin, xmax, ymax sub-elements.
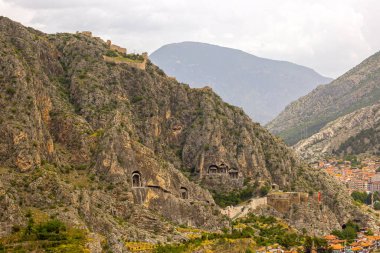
<box><xmin>132</xmin><ymin>171</ymin><xmax>142</xmax><ymax>188</ymax></box>
<box><xmin>208</xmin><ymin>165</ymin><xmax>218</xmax><ymax>174</ymax></box>
<box><xmin>228</xmin><ymin>168</ymin><xmax>239</xmax><ymax>179</ymax></box>
<box><xmin>180</xmin><ymin>187</ymin><xmax>188</xmax><ymax>199</ymax></box>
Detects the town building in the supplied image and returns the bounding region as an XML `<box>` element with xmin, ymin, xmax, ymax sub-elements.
<box><xmin>368</xmin><ymin>173</ymin><xmax>380</xmax><ymax>193</ymax></box>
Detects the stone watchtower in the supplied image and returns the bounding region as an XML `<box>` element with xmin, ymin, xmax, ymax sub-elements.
<box><xmin>76</xmin><ymin>31</ymin><xmax>92</xmax><ymax>37</ymax></box>
<box><xmin>106</xmin><ymin>39</ymin><xmax>127</xmax><ymax>54</ymax></box>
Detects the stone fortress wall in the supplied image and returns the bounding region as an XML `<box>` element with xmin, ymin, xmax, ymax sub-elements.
<box><xmin>266</xmin><ymin>192</ymin><xmax>309</xmax><ymax>213</ymax></box>
<box><xmin>77</xmin><ymin>31</ymin><xmax>148</xmax><ymax>70</ymax></box>
<box><xmin>194</xmin><ymin>159</ymin><xmax>319</xmax><ymax>219</ymax></box>
<box><xmin>107</xmin><ymin>40</ymin><xmax>127</xmax><ymax>54</ymax></box>
<box><xmin>102</xmin><ymin>54</ymin><xmax>148</xmax><ymax>70</ymax></box>
<box><xmin>222</xmin><ymin>183</ymin><xmax>316</xmax><ymax>220</ymax></box>
<box><xmin>221</xmin><ymin>197</ymin><xmax>268</xmax><ymax>219</ymax></box>
<box><xmin>78</xmin><ymin>31</ymin><xmax>92</xmax><ymax>37</ymax></box>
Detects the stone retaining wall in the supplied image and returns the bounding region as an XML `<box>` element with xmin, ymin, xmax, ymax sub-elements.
<box><xmin>103</xmin><ymin>55</ymin><xmax>147</xmax><ymax>70</ymax></box>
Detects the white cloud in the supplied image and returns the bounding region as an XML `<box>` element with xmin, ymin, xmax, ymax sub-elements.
<box><xmin>0</xmin><ymin>0</ymin><xmax>379</xmax><ymax>77</ymax></box>
<box><xmin>0</xmin><ymin>0</ymin><xmax>34</xmax><ymax>26</ymax></box>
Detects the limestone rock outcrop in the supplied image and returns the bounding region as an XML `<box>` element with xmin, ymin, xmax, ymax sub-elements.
<box><xmin>267</xmin><ymin>50</ymin><xmax>380</xmax><ymax>145</ymax></box>
<box><xmin>0</xmin><ymin>16</ymin><xmax>374</xmax><ymax>252</ymax></box>
<box><xmin>294</xmin><ymin>103</ymin><xmax>380</xmax><ymax>160</ymax></box>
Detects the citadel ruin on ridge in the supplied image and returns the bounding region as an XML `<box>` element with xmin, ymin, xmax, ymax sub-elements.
<box><xmin>77</xmin><ymin>31</ymin><xmax>148</xmax><ymax>70</ymax></box>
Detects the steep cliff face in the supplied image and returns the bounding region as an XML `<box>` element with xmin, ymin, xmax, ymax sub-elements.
<box><xmin>0</xmin><ymin>17</ymin><xmax>373</xmax><ymax>252</ymax></box>
<box><xmin>336</xmin><ymin>121</ymin><xmax>380</xmax><ymax>156</ymax></box>
<box><xmin>267</xmin><ymin>51</ymin><xmax>380</xmax><ymax>145</ymax></box>
<box><xmin>0</xmin><ymin>17</ymin><xmax>224</xmax><ymax>249</ymax></box>
<box><xmin>294</xmin><ymin>103</ymin><xmax>380</xmax><ymax>160</ymax></box>
<box><xmin>0</xmin><ymin>17</ymin><xmax>300</xmax><ymax>194</ymax></box>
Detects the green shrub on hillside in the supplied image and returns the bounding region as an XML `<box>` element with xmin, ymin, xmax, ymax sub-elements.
<box><xmin>35</xmin><ymin>219</ymin><xmax>67</xmax><ymax>241</ymax></box>
<box><xmin>212</xmin><ymin>187</ymin><xmax>255</xmax><ymax>207</ymax></box>
<box><xmin>351</xmin><ymin>191</ymin><xmax>380</xmax><ymax>205</ymax></box>
<box><xmin>212</xmin><ymin>183</ymin><xmax>271</xmax><ymax>207</ymax></box>
<box><xmin>131</xmin><ymin>95</ymin><xmax>144</xmax><ymax>103</ymax></box>
<box><xmin>332</xmin><ymin>220</ymin><xmax>360</xmax><ymax>242</ymax></box>
<box><xmin>124</xmin><ymin>53</ymin><xmax>144</xmax><ymax>61</ymax></box>
<box><xmin>0</xmin><ymin>216</ymin><xmax>87</xmax><ymax>252</ymax></box>
<box><xmin>155</xmin><ymin>214</ymin><xmax>317</xmax><ymax>253</ymax></box>
<box><xmin>351</xmin><ymin>191</ymin><xmax>368</xmax><ymax>204</ymax></box>
<box><xmin>374</xmin><ymin>201</ymin><xmax>380</xmax><ymax>210</ymax></box>
<box><xmin>105</xmin><ymin>50</ymin><xmax>118</xmax><ymax>57</ymax></box>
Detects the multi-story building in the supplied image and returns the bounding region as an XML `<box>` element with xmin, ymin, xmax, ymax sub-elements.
<box><xmin>348</xmin><ymin>178</ymin><xmax>368</xmax><ymax>192</ymax></box>
<box><xmin>368</xmin><ymin>173</ymin><xmax>380</xmax><ymax>193</ymax></box>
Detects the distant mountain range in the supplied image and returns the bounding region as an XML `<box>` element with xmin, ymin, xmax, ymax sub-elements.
<box><xmin>267</xmin><ymin>51</ymin><xmax>380</xmax><ymax>148</ymax></box>
<box><xmin>150</xmin><ymin>42</ymin><xmax>332</xmax><ymax>124</ymax></box>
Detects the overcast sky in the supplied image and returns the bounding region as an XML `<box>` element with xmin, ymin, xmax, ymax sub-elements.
<box><xmin>1</xmin><ymin>0</ymin><xmax>379</xmax><ymax>77</ymax></box>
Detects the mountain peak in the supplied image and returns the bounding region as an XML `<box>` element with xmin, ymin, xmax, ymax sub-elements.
<box><xmin>150</xmin><ymin>41</ymin><xmax>332</xmax><ymax>123</ymax></box>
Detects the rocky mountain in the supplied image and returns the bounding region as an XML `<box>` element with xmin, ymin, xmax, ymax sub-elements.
<box><xmin>150</xmin><ymin>42</ymin><xmax>332</xmax><ymax>124</ymax></box>
<box><xmin>267</xmin><ymin>51</ymin><xmax>380</xmax><ymax>145</ymax></box>
<box><xmin>294</xmin><ymin>103</ymin><xmax>380</xmax><ymax>160</ymax></box>
<box><xmin>0</xmin><ymin>17</ymin><xmax>372</xmax><ymax>252</ymax></box>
